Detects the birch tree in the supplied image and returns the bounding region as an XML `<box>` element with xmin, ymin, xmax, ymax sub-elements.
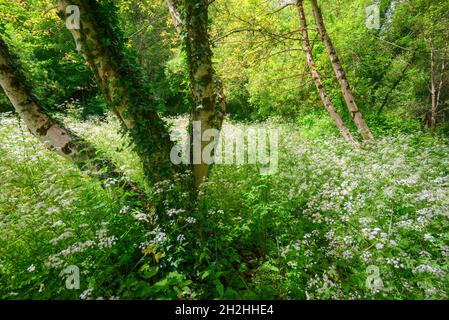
<box><xmin>0</xmin><ymin>37</ymin><xmax>149</xmax><ymax>208</ymax></box>
<box><xmin>56</xmin><ymin>0</ymin><xmax>184</xmax><ymax>191</ymax></box>
<box><xmin>310</xmin><ymin>0</ymin><xmax>374</xmax><ymax>142</ymax></box>
<box><xmin>430</xmin><ymin>43</ymin><xmax>437</xmax><ymax>133</ymax></box>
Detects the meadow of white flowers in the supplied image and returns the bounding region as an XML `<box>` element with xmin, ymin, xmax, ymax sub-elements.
<box><xmin>0</xmin><ymin>112</ymin><xmax>448</xmax><ymax>299</ymax></box>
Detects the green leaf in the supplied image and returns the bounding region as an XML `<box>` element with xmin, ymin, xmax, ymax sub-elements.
<box><xmin>215</xmin><ymin>280</ymin><xmax>224</xmax><ymax>298</ymax></box>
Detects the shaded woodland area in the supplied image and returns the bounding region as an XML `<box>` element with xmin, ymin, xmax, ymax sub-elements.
<box><xmin>0</xmin><ymin>0</ymin><xmax>448</xmax><ymax>300</ymax></box>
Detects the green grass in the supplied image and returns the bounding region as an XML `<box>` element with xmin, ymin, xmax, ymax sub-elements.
<box><xmin>1</xmin><ymin>112</ymin><xmax>448</xmax><ymax>299</ymax></box>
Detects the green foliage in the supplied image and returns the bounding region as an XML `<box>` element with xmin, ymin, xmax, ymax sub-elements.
<box><xmin>164</xmin><ymin>52</ymin><xmax>191</xmax><ymax>115</ymax></box>
<box><xmin>0</xmin><ymin>0</ymin><xmax>94</xmax><ymax>113</ymax></box>
<box><xmin>208</xmin><ymin>0</ymin><xmax>449</xmax><ymax>131</ymax></box>
<box><xmin>0</xmin><ymin>114</ymin><xmax>191</xmax><ymax>299</ymax></box>
<box><xmin>1</xmin><ymin>0</ymin><xmax>449</xmax><ymax>301</ymax></box>
<box><xmin>190</xmin><ymin>119</ymin><xmax>449</xmax><ymax>299</ymax></box>
<box><xmin>118</xmin><ymin>0</ymin><xmax>185</xmax><ymax>115</ymax></box>
<box><xmin>2</xmin><ymin>109</ymin><xmax>449</xmax><ymax>299</ymax></box>
<box><xmin>3</xmin><ymin>0</ymin><xmax>448</xmax><ymax>131</ymax></box>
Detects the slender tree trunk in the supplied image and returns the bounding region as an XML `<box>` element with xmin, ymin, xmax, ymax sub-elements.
<box><xmin>184</xmin><ymin>0</ymin><xmax>225</xmax><ymax>188</ymax></box>
<box><xmin>0</xmin><ymin>37</ymin><xmax>149</xmax><ymax>208</ymax></box>
<box><xmin>296</xmin><ymin>0</ymin><xmax>357</xmax><ymax>145</ymax></box>
<box><xmin>430</xmin><ymin>47</ymin><xmax>437</xmax><ymax>134</ymax></box>
<box><xmin>166</xmin><ymin>0</ymin><xmax>226</xmax><ymax>123</ymax></box>
<box><xmin>436</xmin><ymin>52</ymin><xmax>446</xmax><ymax>117</ymax></box>
<box><xmin>57</xmin><ymin>0</ymin><xmax>182</xmax><ymax>190</ymax></box>
<box><xmin>436</xmin><ymin>60</ymin><xmax>445</xmax><ymax>108</ymax></box>
<box><xmin>167</xmin><ymin>0</ymin><xmax>183</xmax><ymax>33</ymax></box>
<box><xmin>310</xmin><ymin>0</ymin><xmax>374</xmax><ymax>142</ymax></box>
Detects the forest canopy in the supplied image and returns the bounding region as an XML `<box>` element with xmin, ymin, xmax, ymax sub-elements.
<box><xmin>0</xmin><ymin>0</ymin><xmax>448</xmax><ymax>301</ymax></box>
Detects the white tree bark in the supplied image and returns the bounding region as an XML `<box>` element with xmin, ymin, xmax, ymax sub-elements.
<box><xmin>430</xmin><ymin>47</ymin><xmax>437</xmax><ymax>133</ymax></box>
<box><xmin>168</xmin><ymin>0</ymin><xmax>226</xmax><ymax>187</ymax></box>
<box><xmin>0</xmin><ymin>37</ymin><xmax>149</xmax><ymax>207</ymax></box>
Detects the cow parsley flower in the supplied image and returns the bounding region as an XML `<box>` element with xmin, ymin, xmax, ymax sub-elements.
<box><xmin>186</xmin><ymin>217</ymin><xmax>197</xmax><ymax>224</ymax></box>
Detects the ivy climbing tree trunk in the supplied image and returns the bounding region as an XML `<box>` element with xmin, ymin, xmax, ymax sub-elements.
<box><xmin>183</xmin><ymin>0</ymin><xmax>226</xmax><ymax>188</ymax></box>
<box><xmin>166</xmin><ymin>0</ymin><xmax>226</xmax><ymax>126</ymax></box>
<box><xmin>0</xmin><ymin>37</ymin><xmax>149</xmax><ymax>208</ymax></box>
<box><xmin>296</xmin><ymin>0</ymin><xmax>356</xmax><ymax>145</ymax></box>
<box><xmin>310</xmin><ymin>0</ymin><xmax>374</xmax><ymax>142</ymax></box>
<box><xmin>56</xmin><ymin>0</ymin><xmax>183</xmax><ymax>191</ymax></box>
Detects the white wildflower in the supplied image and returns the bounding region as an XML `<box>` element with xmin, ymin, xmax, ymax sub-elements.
<box><xmin>375</xmin><ymin>243</ymin><xmax>384</xmax><ymax>250</ymax></box>
<box><xmin>186</xmin><ymin>217</ymin><xmax>197</xmax><ymax>224</ymax></box>
<box><xmin>51</xmin><ymin>220</ymin><xmax>65</xmax><ymax>228</ymax></box>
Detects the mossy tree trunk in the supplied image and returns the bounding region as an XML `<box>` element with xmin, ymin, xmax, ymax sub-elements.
<box><xmin>0</xmin><ymin>37</ymin><xmax>149</xmax><ymax>209</ymax></box>
<box><xmin>166</xmin><ymin>0</ymin><xmax>227</xmax><ymax>126</ymax></box>
<box><xmin>430</xmin><ymin>46</ymin><xmax>437</xmax><ymax>134</ymax></box>
<box><xmin>184</xmin><ymin>0</ymin><xmax>226</xmax><ymax>187</ymax></box>
<box><xmin>56</xmin><ymin>0</ymin><xmax>184</xmax><ymax>191</ymax></box>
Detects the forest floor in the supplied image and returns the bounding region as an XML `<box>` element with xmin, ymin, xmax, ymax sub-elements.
<box><xmin>1</xmin><ymin>112</ymin><xmax>448</xmax><ymax>299</ymax></box>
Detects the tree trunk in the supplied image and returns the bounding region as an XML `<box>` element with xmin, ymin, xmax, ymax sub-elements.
<box><xmin>310</xmin><ymin>0</ymin><xmax>374</xmax><ymax>142</ymax></box>
<box><xmin>436</xmin><ymin>60</ymin><xmax>445</xmax><ymax>108</ymax></box>
<box><xmin>184</xmin><ymin>0</ymin><xmax>226</xmax><ymax>188</ymax></box>
<box><xmin>56</xmin><ymin>0</ymin><xmax>181</xmax><ymax>189</ymax></box>
<box><xmin>167</xmin><ymin>0</ymin><xmax>227</xmax><ymax>124</ymax></box>
<box><xmin>296</xmin><ymin>0</ymin><xmax>357</xmax><ymax>145</ymax></box>
<box><xmin>435</xmin><ymin>47</ymin><xmax>446</xmax><ymax>124</ymax></box>
<box><xmin>166</xmin><ymin>0</ymin><xmax>226</xmax><ymax>110</ymax></box>
<box><xmin>0</xmin><ymin>37</ymin><xmax>149</xmax><ymax>208</ymax></box>
<box><xmin>430</xmin><ymin>47</ymin><xmax>437</xmax><ymax>134</ymax></box>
